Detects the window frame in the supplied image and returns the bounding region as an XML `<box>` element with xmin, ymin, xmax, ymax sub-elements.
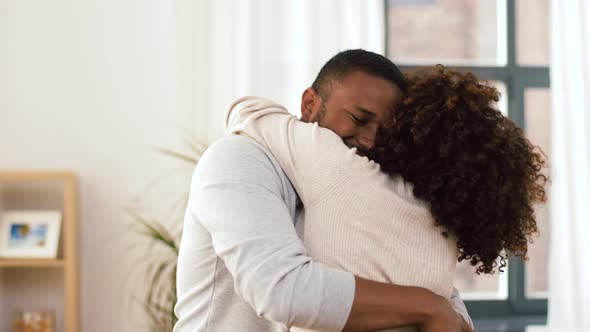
<box><xmin>384</xmin><ymin>0</ymin><xmax>549</xmax><ymax>319</ymax></box>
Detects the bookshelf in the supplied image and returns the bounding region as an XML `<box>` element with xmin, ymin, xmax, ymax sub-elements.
<box><xmin>0</xmin><ymin>171</ymin><xmax>79</xmax><ymax>332</ymax></box>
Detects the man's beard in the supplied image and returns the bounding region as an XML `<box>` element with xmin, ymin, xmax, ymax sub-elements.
<box><xmin>316</xmin><ymin>101</ymin><xmax>327</xmax><ymax>123</ymax></box>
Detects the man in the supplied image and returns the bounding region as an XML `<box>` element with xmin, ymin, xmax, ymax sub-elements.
<box><xmin>174</xmin><ymin>49</ymin><xmax>473</xmax><ymax>332</ymax></box>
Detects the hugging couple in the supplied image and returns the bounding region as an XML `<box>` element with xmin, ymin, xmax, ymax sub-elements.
<box><xmin>174</xmin><ymin>49</ymin><xmax>547</xmax><ymax>332</ymax></box>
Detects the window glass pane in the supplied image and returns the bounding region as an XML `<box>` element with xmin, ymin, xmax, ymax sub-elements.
<box><xmin>387</xmin><ymin>0</ymin><xmax>506</xmax><ymax>66</ymax></box>
<box><xmin>524</xmin><ymin>88</ymin><xmax>551</xmax><ymax>298</ymax></box>
<box><xmin>454</xmin><ymin>260</ymin><xmax>508</xmax><ymax>300</ymax></box>
<box><xmin>493</xmin><ymin>80</ymin><xmax>508</xmax><ymax>116</ymax></box>
<box><xmin>516</xmin><ymin>0</ymin><xmax>550</xmax><ymax>66</ymax></box>
<box><xmin>453</xmin><ymin>80</ymin><xmax>508</xmax><ymax>300</ymax></box>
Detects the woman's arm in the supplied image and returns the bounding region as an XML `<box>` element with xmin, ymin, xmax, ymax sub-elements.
<box><xmin>226</xmin><ymin>96</ymin><xmax>375</xmax><ymax>206</ymax></box>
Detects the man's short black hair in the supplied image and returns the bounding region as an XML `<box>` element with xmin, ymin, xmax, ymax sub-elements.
<box><xmin>311</xmin><ymin>49</ymin><xmax>406</xmax><ymax>100</ymax></box>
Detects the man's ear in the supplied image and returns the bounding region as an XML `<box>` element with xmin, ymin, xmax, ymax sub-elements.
<box><xmin>300</xmin><ymin>87</ymin><xmax>321</xmax><ymax>123</ymax></box>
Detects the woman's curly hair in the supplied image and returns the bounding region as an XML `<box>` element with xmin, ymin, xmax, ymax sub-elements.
<box><xmin>373</xmin><ymin>65</ymin><xmax>549</xmax><ymax>274</ymax></box>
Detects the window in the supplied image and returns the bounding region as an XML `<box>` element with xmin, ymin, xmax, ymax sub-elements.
<box><xmin>386</xmin><ymin>0</ymin><xmax>550</xmax><ymax>319</ymax></box>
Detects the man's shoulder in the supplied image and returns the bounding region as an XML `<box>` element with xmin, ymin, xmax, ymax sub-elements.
<box><xmin>207</xmin><ymin>134</ymin><xmax>272</xmax><ymax>156</ymax></box>
<box><xmin>195</xmin><ymin>135</ymin><xmax>289</xmax><ymax>186</ymax></box>
<box><xmin>202</xmin><ymin>135</ymin><xmax>279</xmax><ymax>168</ymax></box>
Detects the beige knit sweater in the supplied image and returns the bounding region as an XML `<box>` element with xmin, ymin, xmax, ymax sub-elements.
<box><xmin>227</xmin><ymin>97</ymin><xmax>459</xmax><ymax>332</ymax></box>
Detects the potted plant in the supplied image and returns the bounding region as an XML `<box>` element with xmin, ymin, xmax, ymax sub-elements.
<box><xmin>128</xmin><ymin>139</ymin><xmax>207</xmax><ymax>331</ymax></box>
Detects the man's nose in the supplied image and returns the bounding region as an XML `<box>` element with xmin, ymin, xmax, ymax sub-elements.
<box><xmin>357</xmin><ymin>127</ymin><xmax>378</xmax><ymax>150</ymax></box>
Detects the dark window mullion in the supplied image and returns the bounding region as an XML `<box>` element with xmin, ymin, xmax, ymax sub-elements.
<box><xmin>398</xmin><ymin>65</ymin><xmax>511</xmax><ymax>82</ymax></box>
<box><xmin>507</xmin><ymin>0</ymin><xmax>517</xmax><ymax>68</ymax></box>
<box><xmin>506</xmin><ymin>0</ymin><xmax>530</xmax><ymax>314</ymax></box>
<box><xmin>514</xmin><ymin>67</ymin><xmax>551</xmax><ymax>87</ymax></box>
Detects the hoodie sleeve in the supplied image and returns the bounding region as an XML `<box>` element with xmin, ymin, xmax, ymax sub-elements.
<box><xmin>225</xmin><ymin>96</ymin><xmax>378</xmax><ymax>207</ymax></box>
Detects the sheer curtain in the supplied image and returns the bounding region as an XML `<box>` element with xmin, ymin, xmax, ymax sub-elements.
<box><xmin>173</xmin><ymin>0</ymin><xmax>385</xmax><ymax>143</ymax></box>
<box><xmin>547</xmin><ymin>0</ymin><xmax>590</xmax><ymax>330</ymax></box>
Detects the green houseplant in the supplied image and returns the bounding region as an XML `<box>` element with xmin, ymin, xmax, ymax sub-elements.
<box><xmin>129</xmin><ymin>139</ymin><xmax>207</xmax><ymax>332</ymax></box>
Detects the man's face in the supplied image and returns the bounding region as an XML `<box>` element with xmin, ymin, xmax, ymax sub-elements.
<box><xmin>301</xmin><ymin>70</ymin><xmax>403</xmax><ymax>152</ymax></box>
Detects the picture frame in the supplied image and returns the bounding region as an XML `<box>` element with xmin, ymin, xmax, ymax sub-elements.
<box><xmin>0</xmin><ymin>210</ymin><xmax>62</xmax><ymax>259</ymax></box>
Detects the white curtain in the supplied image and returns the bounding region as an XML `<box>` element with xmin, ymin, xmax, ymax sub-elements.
<box><xmin>173</xmin><ymin>0</ymin><xmax>385</xmax><ymax>144</ymax></box>
<box><xmin>548</xmin><ymin>0</ymin><xmax>590</xmax><ymax>330</ymax></box>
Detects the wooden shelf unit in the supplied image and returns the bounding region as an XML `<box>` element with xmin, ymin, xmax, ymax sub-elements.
<box><xmin>0</xmin><ymin>171</ymin><xmax>79</xmax><ymax>332</ymax></box>
<box><xmin>0</xmin><ymin>259</ymin><xmax>66</xmax><ymax>268</ymax></box>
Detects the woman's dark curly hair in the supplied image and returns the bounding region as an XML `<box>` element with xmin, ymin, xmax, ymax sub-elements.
<box><xmin>373</xmin><ymin>65</ymin><xmax>548</xmax><ymax>274</ymax></box>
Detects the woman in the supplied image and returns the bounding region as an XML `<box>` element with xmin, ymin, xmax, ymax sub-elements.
<box><xmin>227</xmin><ymin>66</ymin><xmax>548</xmax><ymax>332</ymax></box>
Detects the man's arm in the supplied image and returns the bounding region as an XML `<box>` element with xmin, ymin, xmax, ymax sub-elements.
<box><xmin>191</xmin><ymin>136</ymin><xmax>353</xmax><ymax>331</ymax></box>
<box><xmin>191</xmin><ymin>136</ymin><xmax>471</xmax><ymax>332</ymax></box>
<box><xmin>347</xmin><ymin>277</ymin><xmax>472</xmax><ymax>332</ymax></box>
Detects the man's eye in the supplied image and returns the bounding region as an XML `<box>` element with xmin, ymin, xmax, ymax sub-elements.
<box><xmin>351</xmin><ymin>115</ymin><xmax>368</xmax><ymax>125</ymax></box>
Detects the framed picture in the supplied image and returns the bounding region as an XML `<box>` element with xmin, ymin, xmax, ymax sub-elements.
<box><xmin>0</xmin><ymin>210</ymin><xmax>62</xmax><ymax>259</ymax></box>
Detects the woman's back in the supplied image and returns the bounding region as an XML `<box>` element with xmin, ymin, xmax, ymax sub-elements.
<box><xmin>294</xmin><ymin>172</ymin><xmax>457</xmax><ymax>332</ymax></box>
<box><xmin>297</xmin><ymin>174</ymin><xmax>457</xmax><ymax>299</ymax></box>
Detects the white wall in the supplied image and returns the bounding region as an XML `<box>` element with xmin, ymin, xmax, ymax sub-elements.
<box><xmin>0</xmin><ymin>0</ymin><xmax>387</xmax><ymax>329</ymax></box>
<box><xmin>0</xmin><ymin>0</ymin><xmax>192</xmax><ymax>330</ymax></box>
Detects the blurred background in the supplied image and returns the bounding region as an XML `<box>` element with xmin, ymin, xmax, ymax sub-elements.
<box><xmin>0</xmin><ymin>0</ymin><xmax>588</xmax><ymax>331</ymax></box>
